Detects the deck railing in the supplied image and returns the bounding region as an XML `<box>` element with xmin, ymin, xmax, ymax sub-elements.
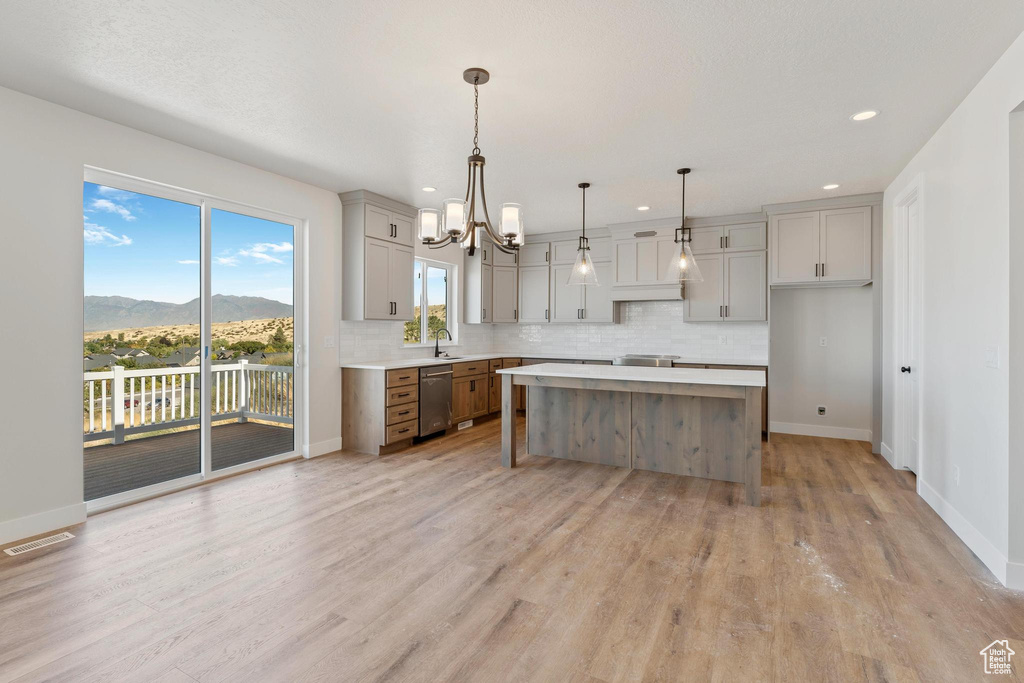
<box><xmin>83</xmin><ymin>360</ymin><xmax>293</xmax><ymax>443</ymax></box>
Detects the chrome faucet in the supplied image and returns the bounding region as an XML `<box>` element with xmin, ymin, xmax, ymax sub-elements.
<box><xmin>434</xmin><ymin>328</ymin><xmax>453</xmax><ymax>357</ymax></box>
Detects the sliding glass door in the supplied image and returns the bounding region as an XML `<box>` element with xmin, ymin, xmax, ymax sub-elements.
<box><xmin>82</xmin><ymin>170</ymin><xmax>302</xmax><ymax>505</ymax></box>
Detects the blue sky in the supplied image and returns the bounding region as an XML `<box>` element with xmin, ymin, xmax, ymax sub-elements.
<box><xmin>83</xmin><ymin>183</ymin><xmax>293</xmax><ymax>304</ymax></box>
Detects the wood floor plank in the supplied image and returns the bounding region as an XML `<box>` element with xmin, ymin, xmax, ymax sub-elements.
<box><xmin>2</xmin><ymin>418</ymin><xmax>1022</xmax><ymax>683</ymax></box>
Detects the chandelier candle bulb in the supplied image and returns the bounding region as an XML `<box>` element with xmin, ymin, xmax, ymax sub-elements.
<box><xmin>500</xmin><ymin>203</ymin><xmax>523</xmax><ymax>240</ymax></box>
<box><xmin>442</xmin><ymin>198</ymin><xmax>467</xmax><ymax>237</ymax></box>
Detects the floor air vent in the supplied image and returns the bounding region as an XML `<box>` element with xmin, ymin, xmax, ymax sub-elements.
<box><xmin>4</xmin><ymin>532</ymin><xmax>75</xmax><ymax>556</ymax></box>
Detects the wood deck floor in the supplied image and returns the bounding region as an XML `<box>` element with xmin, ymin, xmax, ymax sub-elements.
<box><xmin>4</xmin><ymin>419</ymin><xmax>1022</xmax><ymax>681</ymax></box>
<box><xmin>84</xmin><ymin>422</ymin><xmax>294</xmax><ymax>500</ymax></box>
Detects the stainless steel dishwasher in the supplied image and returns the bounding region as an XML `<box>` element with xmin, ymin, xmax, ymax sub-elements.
<box><xmin>419</xmin><ymin>365</ymin><xmax>453</xmax><ymax>437</ymax></box>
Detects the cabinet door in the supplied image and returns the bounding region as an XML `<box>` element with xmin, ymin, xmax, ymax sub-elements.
<box><xmin>389</xmin><ymin>243</ymin><xmax>415</xmax><ymax>320</ymax></box>
<box><xmin>491</xmin><ymin>267</ymin><xmax>518</xmax><ymax>322</ymax></box>
<box><xmin>634</xmin><ymin>238</ymin><xmax>661</xmax><ymax>283</ymax></box>
<box><xmin>518</xmin><ymin>265</ymin><xmax>550</xmax><ymax>323</ymax></box>
<box><xmin>588</xmin><ymin>237</ymin><xmax>611</xmax><ymax>262</ymax></box>
<box><xmin>724</xmin><ymin>251</ymin><xmax>766</xmax><ymax>321</ymax></box>
<box><xmin>550</xmin><ymin>264</ymin><xmax>584</xmax><ymax>322</ymax></box>
<box><xmin>582</xmin><ymin>262</ymin><xmax>615</xmax><ymax>322</ymax></box>
<box><xmin>364</xmin><ymin>204</ymin><xmax>394</xmax><ymax>242</ymax></box>
<box><xmin>480</xmin><ymin>244</ymin><xmax>492</xmax><ymax>265</ymax></box>
<box><xmin>519</xmin><ymin>243</ymin><xmax>550</xmax><ymax>266</ymax></box>
<box><xmin>470</xmin><ymin>377</ymin><xmax>489</xmax><ymax>417</ymax></box>
<box><xmin>725</xmin><ymin>223</ymin><xmax>767</xmax><ymax>251</ymax></box>
<box><xmin>480</xmin><ymin>264</ymin><xmax>492</xmax><ymax>322</ymax></box>
<box><xmin>550</xmin><ymin>239</ymin><xmax>579</xmax><ymax>265</ymax></box>
<box><xmin>770</xmin><ymin>211</ymin><xmax>820</xmax><ymax>284</ymax></box>
<box><xmin>688</xmin><ymin>226</ymin><xmax>724</xmax><ymax>254</ymax></box>
<box><xmin>683</xmin><ymin>254</ymin><xmax>724</xmax><ymax>321</ymax></box>
<box><xmin>488</xmin><ymin>373</ymin><xmax>501</xmax><ymax>413</ymax></box>
<box><xmin>364</xmin><ymin>238</ymin><xmax>394</xmax><ymax>320</ymax></box>
<box><xmin>613</xmin><ymin>240</ymin><xmax>638</xmax><ymax>285</ymax></box>
<box><xmin>392</xmin><ymin>213</ymin><xmax>415</xmax><ymax>245</ymax></box>
<box><xmin>820</xmin><ymin>206</ymin><xmax>871</xmax><ymax>281</ymax></box>
<box><xmin>451</xmin><ymin>377</ymin><xmax>472</xmax><ymax>424</ymax></box>
<box><xmin>492</xmin><ymin>247</ymin><xmax>518</xmax><ymax>267</ymax></box>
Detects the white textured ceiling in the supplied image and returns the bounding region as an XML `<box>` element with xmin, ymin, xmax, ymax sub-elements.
<box><xmin>1</xmin><ymin>1</ymin><xmax>1022</xmax><ymax>231</ymax></box>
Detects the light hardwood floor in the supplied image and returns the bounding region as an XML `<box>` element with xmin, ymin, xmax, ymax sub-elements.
<box><xmin>1</xmin><ymin>420</ymin><xmax>1022</xmax><ymax>682</ymax></box>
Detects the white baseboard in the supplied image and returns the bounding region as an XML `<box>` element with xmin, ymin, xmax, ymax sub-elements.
<box><xmin>918</xmin><ymin>478</ymin><xmax>1009</xmax><ymax>586</ymax></box>
<box><xmin>1006</xmin><ymin>560</ymin><xmax>1024</xmax><ymax>591</ymax></box>
<box><xmin>0</xmin><ymin>502</ymin><xmax>87</xmax><ymax>547</ymax></box>
<box><xmin>879</xmin><ymin>441</ymin><xmax>895</xmax><ymax>467</ymax></box>
<box><xmin>769</xmin><ymin>421</ymin><xmax>872</xmax><ymax>442</ymax></box>
<box><xmin>308</xmin><ymin>436</ymin><xmax>342</xmax><ymax>458</ymax></box>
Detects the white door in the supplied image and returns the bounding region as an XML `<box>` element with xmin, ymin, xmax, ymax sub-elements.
<box><xmin>390</xmin><ymin>243</ymin><xmax>415</xmax><ymax>320</ymax></box>
<box><xmin>364</xmin><ymin>238</ymin><xmax>393</xmax><ymax>320</ymax></box>
<box><xmin>491</xmin><ymin>266</ymin><xmax>518</xmax><ymax>322</ymax></box>
<box><xmin>821</xmin><ymin>207</ymin><xmax>871</xmax><ymax>281</ymax></box>
<box><xmin>480</xmin><ymin>263</ymin><xmax>492</xmax><ymax>323</ymax></box>
<box><xmin>770</xmin><ymin>211</ymin><xmax>820</xmax><ymax>284</ymax></box>
<box><xmin>897</xmin><ymin>191</ymin><xmax>922</xmax><ymax>473</ymax></box>
<box><xmin>583</xmin><ymin>262</ymin><xmax>615</xmax><ymax>322</ymax></box>
<box><xmin>683</xmin><ymin>254</ymin><xmax>724</xmax><ymax>321</ymax></box>
<box><xmin>724</xmin><ymin>251</ymin><xmax>766</xmax><ymax>321</ymax></box>
<box><xmin>518</xmin><ymin>265</ymin><xmax>550</xmax><ymax>323</ymax></box>
<box><xmin>550</xmin><ymin>264</ymin><xmax>583</xmax><ymax>322</ymax></box>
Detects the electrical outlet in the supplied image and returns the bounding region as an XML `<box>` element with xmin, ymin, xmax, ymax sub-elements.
<box><xmin>985</xmin><ymin>345</ymin><xmax>999</xmax><ymax>368</ymax></box>
<box><xmin>323</xmin><ymin>335</ymin><xmax>335</xmax><ymax>348</ymax></box>
<box><xmin>817</xmin><ymin>406</ymin><xmax>826</xmax><ymax>416</ymax></box>
<box><xmin>718</xmin><ymin>334</ymin><xmax>728</xmax><ymax>346</ymax></box>
<box><xmin>954</xmin><ymin>465</ymin><xmax>960</xmax><ymax>486</ymax></box>
<box><xmin>819</xmin><ymin>336</ymin><xmax>828</xmax><ymax>347</ymax></box>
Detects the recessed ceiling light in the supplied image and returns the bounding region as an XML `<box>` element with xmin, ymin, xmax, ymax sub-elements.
<box><xmin>850</xmin><ymin>110</ymin><xmax>878</xmax><ymax>121</ymax></box>
<box><xmin>822</xmin><ymin>184</ymin><xmax>840</xmax><ymax>190</ymax></box>
<box><xmin>637</xmin><ymin>206</ymin><xmax>650</xmax><ymax>211</ymax></box>
<box><xmin>421</xmin><ymin>186</ymin><xmax>436</xmax><ymax>192</ymax></box>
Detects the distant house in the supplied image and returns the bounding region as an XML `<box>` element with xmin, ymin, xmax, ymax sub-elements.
<box><xmin>163</xmin><ymin>348</ymin><xmax>201</xmax><ymax>368</ymax></box>
<box><xmin>83</xmin><ymin>354</ymin><xmax>117</xmax><ymax>371</ymax></box>
<box><xmin>110</xmin><ymin>347</ymin><xmax>150</xmax><ymax>359</ymax></box>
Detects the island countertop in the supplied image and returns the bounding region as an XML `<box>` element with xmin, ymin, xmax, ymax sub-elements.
<box><xmin>497</xmin><ymin>362</ymin><xmax>766</xmax><ymax>388</ymax></box>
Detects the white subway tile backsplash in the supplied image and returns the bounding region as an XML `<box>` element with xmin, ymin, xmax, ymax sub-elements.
<box><xmin>339</xmin><ymin>301</ymin><xmax>768</xmax><ymax>365</ymax></box>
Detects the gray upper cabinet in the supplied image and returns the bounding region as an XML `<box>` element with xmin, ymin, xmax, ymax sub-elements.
<box><xmin>519</xmin><ymin>242</ymin><xmax>550</xmax><ymax>266</ymax></box>
<box><xmin>769</xmin><ymin>206</ymin><xmax>871</xmax><ymax>286</ymax></box>
<box><xmin>492</xmin><ymin>246</ymin><xmax>518</xmax><ymax>267</ymax></box>
<box><xmin>688</xmin><ymin>226</ymin><xmax>724</xmax><ymax>254</ymax></box>
<box><xmin>518</xmin><ymin>265</ymin><xmax>550</xmax><ymax>323</ymax></box>
<box><xmin>724</xmin><ymin>251</ymin><xmax>766</xmax><ymax>320</ymax></box>
<box><xmin>683</xmin><ymin>254</ymin><xmax>725</xmax><ymax>321</ymax></box>
<box><xmin>491</xmin><ymin>266</ymin><xmax>518</xmax><ymax>322</ymax></box>
<box><xmin>340</xmin><ymin>190</ymin><xmax>418</xmax><ymax>321</ymax></box>
<box><xmin>550</xmin><ymin>264</ymin><xmax>582</xmax><ymax>322</ymax></box>
<box><xmin>683</xmin><ymin>220</ymin><xmax>766</xmax><ymax>322</ymax></box>
<box><xmin>464</xmin><ymin>252</ymin><xmax>492</xmax><ymax>324</ymax></box>
<box><xmin>725</xmin><ymin>222</ymin><xmax>768</xmax><ymax>251</ymax></box>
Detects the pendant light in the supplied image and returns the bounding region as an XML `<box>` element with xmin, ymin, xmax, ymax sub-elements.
<box><xmin>567</xmin><ymin>182</ymin><xmax>600</xmax><ymax>286</ymax></box>
<box><xmin>665</xmin><ymin>168</ymin><xmax>704</xmax><ymax>283</ymax></box>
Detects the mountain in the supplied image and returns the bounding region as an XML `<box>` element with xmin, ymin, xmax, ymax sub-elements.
<box><xmin>84</xmin><ymin>295</ymin><xmax>292</xmax><ymax>331</ymax></box>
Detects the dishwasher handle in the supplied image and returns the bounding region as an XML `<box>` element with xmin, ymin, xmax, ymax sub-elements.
<box><xmin>423</xmin><ymin>370</ymin><xmax>454</xmax><ymax>377</ymax></box>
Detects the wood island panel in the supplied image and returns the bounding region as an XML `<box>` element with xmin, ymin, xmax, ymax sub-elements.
<box><xmin>526</xmin><ymin>386</ymin><xmax>630</xmax><ymax>468</ymax></box>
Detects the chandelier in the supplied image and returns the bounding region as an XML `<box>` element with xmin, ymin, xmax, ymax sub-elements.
<box><xmin>417</xmin><ymin>68</ymin><xmax>523</xmax><ymax>254</ymax></box>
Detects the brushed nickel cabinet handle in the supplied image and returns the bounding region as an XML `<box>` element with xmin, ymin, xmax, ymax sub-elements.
<box><xmin>821</xmin><ymin>262</ymin><xmax>825</xmax><ymax>277</ymax></box>
<box><xmin>720</xmin><ymin>305</ymin><xmax>724</xmax><ymax>318</ymax></box>
<box><xmin>815</xmin><ymin>263</ymin><xmax>819</xmax><ymax>277</ymax></box>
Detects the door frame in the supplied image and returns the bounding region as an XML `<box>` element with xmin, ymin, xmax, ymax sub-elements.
<box><xmin>83</xmin><ymin>166</ymin><xmax>306</xmax><ymax>514</ymax></box>
<box><xmin>892</xmin><ymin>174</ymin><xmax>924</xmax><ymax>477</ymax></box>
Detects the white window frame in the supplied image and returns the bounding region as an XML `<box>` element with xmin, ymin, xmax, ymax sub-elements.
<box><xmin>406</xmin><ymin>257</ymin><xmax>457</xmax><ymax>346</ymax></box>
<box><xmin>83</xmin><ymin>166</ymin><xmax>307</xmax><ymax>514</ymax></box>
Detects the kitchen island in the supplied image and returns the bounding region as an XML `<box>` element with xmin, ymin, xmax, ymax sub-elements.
<box><xmin>497</xmin><ymin>363</ymin><xmax>766</xmax><ymax>505</ymax></box>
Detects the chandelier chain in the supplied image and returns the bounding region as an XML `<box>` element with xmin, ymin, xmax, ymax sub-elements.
<box><xmin>472</xmin><ymin>78</ymin><xmax>480</xmax><ymax>155</ymax></box>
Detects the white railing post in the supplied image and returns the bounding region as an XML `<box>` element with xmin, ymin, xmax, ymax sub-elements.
<box><xmin>238</xmin><ymin>359</ymin><xmax>249</xmax><ymax>423</ymax></box>
<box><xmin>112</xmin><ymin>365</ymin><xmax>125</xmax><ymax>444</ymax></box>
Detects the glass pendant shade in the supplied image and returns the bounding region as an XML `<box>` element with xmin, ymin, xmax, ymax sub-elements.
<box><xmin>665</xmin><ymin>239</ymin><xmax>704</xmax><ymax>282</ymax></box>
<box><xmin>500</xmin><ymin>203</ymin><xmax>523</xmax><ymax>240</ymax></box>
<box><xmin>443</xmin><ymin>198</ymin><xmax>467</xmax><ymax>237</ymax></box>
<box><xmin>462</xmin><ymin>226</ymin><xmax>482</xmax><ymax>250</ymax></box>
<box><xmin>567</xmin><ymin>247</ymin><xmax>600</xmax><ymax>286</ymax></box>
<box><xmin>417</xmin><ymin>208</ymin><xmax>442</xmax><ymax>242</ymax></box>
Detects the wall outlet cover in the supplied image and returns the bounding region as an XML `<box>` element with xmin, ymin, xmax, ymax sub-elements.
<box><xmin>718</xmin><ymin>335</ymin><xmax>728</xmax><ymax>345</ymax></box>
<box><xmin>985</xmin><ymin>345</ymin><xmax>999</xmax><ymax>368</ymax></box>
<box><xmin>324</xmin><ymin>336</ymin><xmax>335</xmax><ymax>348</ymax></box>
<box><xmin>817</xmin><ymin>406</ymin><xmax>826</xmax><ymax>416</ymax></box>
<box><xmin>819</xmin><ymin>336</ymin><xmax>828</xmax><ymax>347</ymax></box>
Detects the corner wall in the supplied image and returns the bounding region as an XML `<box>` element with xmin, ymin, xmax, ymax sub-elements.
<box><xmin>882</xmin><ymin>31</ymin><xmax>1024</xmax><ymax>586</ymax></box>
<box><xmin>0</xmin><ymin>86</ymin><xmax>343</xmax><ymax>545</ymax></box>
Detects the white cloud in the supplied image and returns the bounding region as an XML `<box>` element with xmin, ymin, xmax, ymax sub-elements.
<box><xmin>239</xmin><ymin>248</ymin><xmax>284</xmax><ymax>264</ymax></box>
<box><xmin>84</xmin><ymin>222</ymin><xmax>132</xmax><ymax>246</ymax></box>
<box><xmin>215</xmin><ymin>256</ymin><xmax>239</xmax><ymax>266</ymax></box>
<box><xmin>250</xmin><ymin>242</ymin><xmax>292</xmax><ymax>253</ymax></box>
<box><xmin>91</xmin><ymin>198</ymin><xmax>136</xmax><ymax>221</ymax></box>
<box><xmin>96</xmin><ymin>186</ymin><xmax>135</xmax><ymax>201</ymax></box>
<box><xmin>177</xmin><ymin>259</ymin><xmax>200</xmax><ymax>265</ymax></box>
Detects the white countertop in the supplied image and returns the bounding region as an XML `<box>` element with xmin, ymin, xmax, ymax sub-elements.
<box><xmin>341</xmin><ymin>352</ymin><xmax>766</xmax><ymax>371</ymax></box>
<box><xmin>497</xmin><ymin>362</ymin><xmax>766</xmax><ymax>387</ymax></box>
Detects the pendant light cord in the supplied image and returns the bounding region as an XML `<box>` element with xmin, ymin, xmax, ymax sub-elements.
<box><xmin>582</xmin><ymin>184</ymin><xmax>586</xmax><ymax>240</ymax></box>
<box><xmin>473</xmin><ymin>78</ymin><xmax>480</xmax><ymax>155</ymax></box>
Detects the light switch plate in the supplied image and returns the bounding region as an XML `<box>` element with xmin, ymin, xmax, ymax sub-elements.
<box><xmin>819</xmin><ymin>336</ymin><xmax>828</xmax><ymax>347</ymax></box>
<box><xmin>324</xmin><ymin>336</ymin><xmax>335</xmax><ymax>348</ymax></box>
<box><xmin>985</xmin><ymin>345</ymin><xmax>999</xmax><ymax>368</ymax></box>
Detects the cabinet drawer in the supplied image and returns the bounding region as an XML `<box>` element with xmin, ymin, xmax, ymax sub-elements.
<box><xmin>502</xmin><ymin>358</ymin><xmax>521</xmax><ymax>368</ymax></box>
<box><xmin>453</xmin><ymin>361</ymin><xmax>489</xmax><ymax>377</ymax></box>
<box><xmin>488</xmin><ymin>359</ymin><xmax>504</xmax><ymax>372</ymax></box>
<box><xmin>387</xmin><ymin>403</ymin><xmax>418</xmax><ymax>425</ymax></box>
<box><xmin>386</xmin><ymin>384</ymin><xmax>418</xmax><ymax>406</ymax></box>
<box><xmin>386</xmin><ymin>418</ymin><xmax>418</xmax><ymax>444</ymax></box>
<box><xmin>386</xmin><ymin>368</ymin><xmax>418</xmax><ymax>388</ymax></box>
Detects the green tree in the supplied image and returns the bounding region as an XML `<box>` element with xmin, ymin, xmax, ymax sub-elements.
<box><xmin>229</xmin><ymin>340</ymin><xmax>266</xmax><ymax>354</ymax></box>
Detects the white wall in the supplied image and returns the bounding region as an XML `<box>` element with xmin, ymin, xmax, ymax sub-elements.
<box><xmin>769</xmin><ymin>287</ymin><xmax>874</xmax><ymax>441</ymax></box>
<box><xmin>882</xmin><ymin>31</ymin><xmax>1024</xmax><ymax>586</ymax></box>
<box><xmin>1008</xmin><ymin>104</ymin><xmax>1024</xmax><ymax>586</ymax></box>
<box><xmin>0</xmin><ymin>86</ymin><xmax>343</xmax><ymax>544</ymax></box>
